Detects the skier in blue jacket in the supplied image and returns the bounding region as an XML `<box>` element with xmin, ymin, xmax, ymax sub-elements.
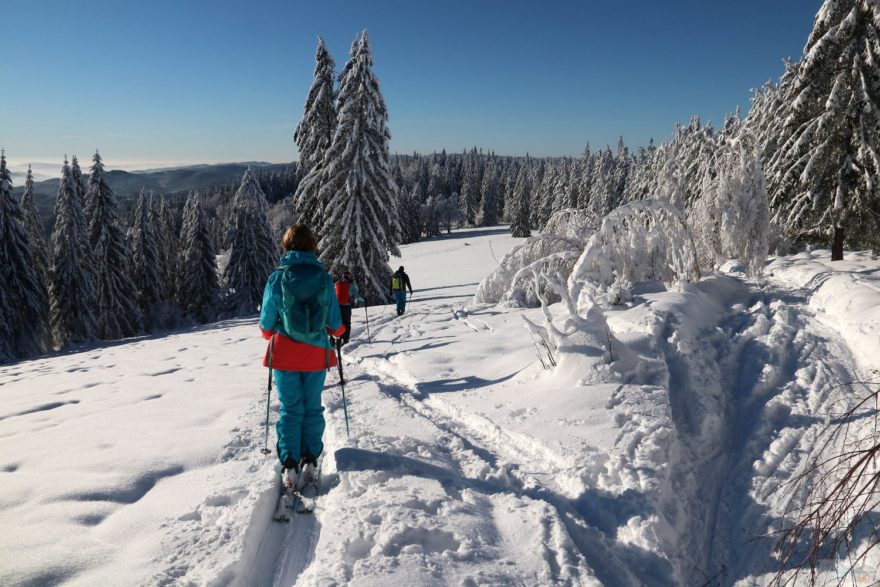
<box><xmin>259</xmin><ymin>224</ymin><xmax>345</xmax><ymax>492</ymax></box>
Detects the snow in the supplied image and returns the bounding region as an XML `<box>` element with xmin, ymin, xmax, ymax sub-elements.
<box><xmin>764</xmin><ymin>250</ymin><xmax>880</xmax><ymax>375</ymax></box>
<box><xmin>1</xmin><ymin>227</ymin><xmax>879</xmax><ymax>586</ymax></box>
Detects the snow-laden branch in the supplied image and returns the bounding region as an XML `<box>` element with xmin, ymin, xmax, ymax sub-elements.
<box><xmin>568</xmin><ymin>199</ymin><xmax>701</xmax><ymax>308</ymax></box>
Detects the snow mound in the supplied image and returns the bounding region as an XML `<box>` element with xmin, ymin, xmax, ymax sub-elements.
<box><xmin>765</xmin><ymin>250</ymin><xmax>880</xmax><ymax>375</ymax></box>
<box><xmin>569</xmin><ymin>199</ymin><xmax>701</xmax><ymax>307</ymax></box>
<box><xmin>542</xmin><ymin>208</ymin><xmax>596</xmax><ymax>242</ymax></box>
<box><xmin>474</xmin><ymin>235</ymin><xmax>583</xmax><ymax>306</ymax></box>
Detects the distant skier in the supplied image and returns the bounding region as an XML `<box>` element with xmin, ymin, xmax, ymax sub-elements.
<box><xmin>259</xmin><ymin>223</ymin><xmax>345</xmax><ymax>495</ymax></box>
<box><xmin>335</xmin><ymin>270</ymin><xmax>365</xmax><ymax>345</ymax></box>
<box><xmin>390</xmin><ymin>266</ymin><xmax>413</xmax><ymax>316</ymax></box>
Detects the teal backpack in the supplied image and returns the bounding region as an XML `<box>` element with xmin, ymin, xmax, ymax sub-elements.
<box><xmin>276</xmin><ymin>264</ymin><xmax>330</xmax><ymax>341</ymax></box>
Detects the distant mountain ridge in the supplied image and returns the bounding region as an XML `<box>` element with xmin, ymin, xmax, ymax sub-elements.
<box><xmin>11</xmin><ymin>161</ymin><xmax>290</xmax><ymax>209</ymax></box>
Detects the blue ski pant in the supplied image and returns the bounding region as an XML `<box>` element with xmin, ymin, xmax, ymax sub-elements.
<box><xmin>394</xmin><ymin>289</ymin><xmax>407</xmax><ymax>314</ymax></box>
<box><xmin>274</xmin><ymin>369</ymin><xmax>326</xmax><ymax>467</ymax></box>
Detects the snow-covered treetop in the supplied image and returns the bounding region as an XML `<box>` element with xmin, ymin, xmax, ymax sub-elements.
<box><xmin>568</xmin><ymin>199</ymin><xmax>701</xmax><ymax>307</ymax></box>
<box><xmin>542</xmin><ymin>208</ymin><xmax>596</xmax><ymax>243</ymax></box>
<box><xmin>233</xmin><ymin>167</ymin><xmax>269</xmax><ymax>213</ymax></box>
<box><xmin>294</xmin><ymin>37</ymin><xmax>337</xmax><ymax>173</ymax></box>
<box><xmin>0</xmin><ymin>150</ymin><xmax>10</xmax><ymax>192</ymax></box>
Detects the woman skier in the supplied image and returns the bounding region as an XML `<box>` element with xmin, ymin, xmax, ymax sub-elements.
<box><xmin>259</xmin><ymin>223</ymin><xmax>345</xmax><ymax>494</ymax></box>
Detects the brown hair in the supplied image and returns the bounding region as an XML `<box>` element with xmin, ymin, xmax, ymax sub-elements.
<box><xmin>281</xmin><ymin>223</ymin><xmax>317</xmax><ymax>253</ymax></box>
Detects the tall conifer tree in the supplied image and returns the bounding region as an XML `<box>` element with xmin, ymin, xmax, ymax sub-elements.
<box><xmin>128</xmin><ymin>191</ymin><xmax>165</xmax><ymax>329</ymax></box>
<box><xmin>20</xmin><ymin>166</ymin><xmax>50</xmax><ymax>292</ymax></box>
<box><xmin>224</xmin><ymin>168</ymin><xmax>277</xmax><ymax>314</ymax></box>
<box><xmin>177</xmin><ymin>191</ymin><xmax>220</xmax><ymax>323</ymax></box>
<box><xmin>510</xmin><ymin>164</ymin><xmax>532</xmax><ymax>238</ymax></box>
<box><xmin>318</xmin><ymin>30</ymin><xmax>401</xmax><ymax>302</ymax></box>
<box><xmin>478</xmin><ymin>162</ymin><xmax>501</xmax><ymax>226</ymax></box>
<box><xmin>85</xmin><ymin>151</ymin><xmax>142</xmax><ymax>339</ymax></box>
<box><xmin>294</xmin><ymin>37</ymin><xmax>338</xmax><ymax>228</ymax></box>
<box><xmin>0</xmin><ymin>152</ymin><xmax>51</xmax><ymax>359</ymax></box>
<box><xmin>50</xmin><ymin>157</ymin><xmax>99</xmax><ymax>346</ymax></box>
<box><xmin>768</xmin><ymin>0</ymin><xmax>880</xmax><ymax>258</ymax></box>
<box><xmin>156</xmin><ymin>197</ymin><xmax>179</xmax><ymax>303</ymax></box>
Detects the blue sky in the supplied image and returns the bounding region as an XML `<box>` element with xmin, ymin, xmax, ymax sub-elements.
<box><xmin>4</xmin><ymin>0</ymin><xmax>817</xmax><ymax>169</ymax></box>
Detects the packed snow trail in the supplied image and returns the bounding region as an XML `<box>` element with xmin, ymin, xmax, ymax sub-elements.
<box><xmin>2</xmin><ymin>229</ymin><xmax>878</xmax><ymax>586</ymax></box>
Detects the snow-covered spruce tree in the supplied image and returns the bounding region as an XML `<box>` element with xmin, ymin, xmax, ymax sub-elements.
<box><xmin>20</xmin><ymin>166</ymin><xmax>51</xmax><ymax>293</ymax></box>
<box><xmin>553</xmin><ymin>160</ymin><xmax>573</xmax><ymax>215</ymax></box>
<box><xmin>426</xmin><ymin>163</ymin><xmax>443</xmax><ymax>202</ymax></box>
<box><xmin>588</xmin><ymin>146</ymin><xmax>615</xmax><ymax>219</ymax></box>
<box><xmin>177</xmin><ymin>191</ymin><xmax>220</xmax><ymax>323</ymax></box>
<box><xmin>510</xmin><ymin>164</ymin><xmax>532</xmax><ymax>238</ymax></box>
<box><xmin>400</xmin><ymin>183</ymin><xmax>424</xmax><ymax>244</ymax></box>
<box><xmin>744</xmin><ymin>60</ymin><xmax>799</xmax><ymax>169</ymax></box>
<box><xmin>623</xmin><ymin>138</ymin><xmax>660</xmax><ymax>204</ymax></box>
<box><xmin>84</xmin><ymin>151</ymin><xmax>142</xmax><ymax>339</ymax></box>
<box><xmin>459</xmin><ymin>148</ymin><xmax>481</xmax><ymax>226</ymax></box>
<box><xmin>532</xmin><ymin>164</ymin><xmax>557</xmax><ymax>229</ymax></box>
<box><xmin>421</xmin><ymin>195</ymin><xmax>441</xmax><ymax>237</ymax></box>
<box><xmin>612</xmin><ymin>137</ymin><xmax>631</xmax><ymax>205</ymax></box>
<box><xmin>156</xmin><ymin>197</ymin><xmax>179</xmax><ymax>304</ymax></box>
<box><xmin>690</xmin><ymin>140</ymin><xmax>770</xmax><ymax>277</ymax></box>
<box><xmin>50</xmin><ymin>158</ymin><xmax>99</xmax><ymax>347</ymax></box>
<box><xmin>0</xmin><ymin>152</ymin><xmax>51</xmax><ymax>359</ymax></box>
<box><xmin>501</xmin><ymin>162</ymin><xmax>519</xmax><ymax>221</ymax></box>
<box><xmin>678</xmin><ymin>117</ymin><xmax>718</xmax><ymax>208</ymax></box>
<box><xmin>70</xmin><ymin>155</ymin><xmax>87</xmax><ymax>208</ymax></box>
<box><xmin>293</xmin><ymin>37</ymin><xmax>337</xmax><ymax>228</ymax></box>
<box><xmin>577</xmin><ymin>144</ymin><xmax>594</xmax><ymax>209</ymax></box>
<box><xmin>224</xmin><ymin>167</ymin><xmax>277</xmax><ymax>314</ymax></box>
<box><xmin>478</xmin><ymin>162</ymin><xmax>501</xmax><ymax>226</ymax></box>
<box><xmin>0</xmin><ymin>300</ymin><xmax>12</xmax><ymax>363</ymax></box>
<box><xmin>414</xmin><ymin>157</ymin><xmax>431</xmax><ymax>197</ymax></box>
<box><xmin>655</xmin><ymin>143</ymin><xmax>688</xmax><ymax>212</ymax></box>
<box><xmin>562</xmin><ymin>159</ymin><xmax>581</xmax><ymax>211</ymax></box>
<box><xmin>318</xmin><ymin>30</ymin><xmax>401</xmax><ymax>302</ymax></box>
<box><xmin>768</xmin><ymin>0</ymin><xmax>880</xmax><ymax>259</ymax></box>
<box><xmin>128</xmin><ymin>191</ymin><xmax>166</xmax><ymax>330</ymax></box>
<box><xmin>295</xmin><ymin>37</ymin><xmax>336</xmax><ymax>177</ymax></box>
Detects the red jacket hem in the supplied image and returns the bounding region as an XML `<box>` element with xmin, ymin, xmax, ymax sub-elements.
<box><xmin>260</xmin><ymin>330</ymin><xmax>339</xmax><ymax>371</ymax></box>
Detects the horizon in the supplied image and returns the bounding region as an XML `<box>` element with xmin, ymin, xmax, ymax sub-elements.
<box><xmin>4</xmin><ymin>0</ymin><xmax>817</xmax><ymax>167</ymax></box>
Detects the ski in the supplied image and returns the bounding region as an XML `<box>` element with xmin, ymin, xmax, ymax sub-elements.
<box><xmin>293</xmin><ymin>454</ymin><xmax>324</xmax><ymax>514</ymax></box>
<box><xmin>271</xmin><ymin>454</ymin><xmax>325</xmax><ymax>521</ymax></box>
<box><xmin>272</xmin><ymin>471</ymin><xmax>291</xmax><ymax>523</ymax></box>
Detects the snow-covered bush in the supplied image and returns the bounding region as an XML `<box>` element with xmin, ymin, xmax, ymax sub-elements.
<box><xmin>568</xmin><ymin>200</ymin><xmax>700</xmax><ymax>308</ymax></box>
<box><xmin>690</xmin><ymin>139</ymin><xmax>769</xmax><ymax>277</ymax></box>
<box><xmin>541</xmin><ymin>208</ymin><xmax>596</xmax><ymax>242</ymax></box>
<box><xmin>474</xmin><ymin>234</ymin><xmax>582</xmax><ymax>305</ymax></box>
<box><xmin>501</xmin><ymin>250</ymin><xmax>579</xmax><ymax>308</ymax></box>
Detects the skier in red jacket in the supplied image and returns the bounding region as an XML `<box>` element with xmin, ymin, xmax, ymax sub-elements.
<box><xmin>334</xmin><ymin>271</ymin><xmax>365</xmax><ymax>345</ymax></box>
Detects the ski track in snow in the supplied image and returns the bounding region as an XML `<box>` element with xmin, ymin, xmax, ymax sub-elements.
<box><xmin>2</xmin><ymin>231</ymin><xmax>878</xmax><ymax>587</ymax></box>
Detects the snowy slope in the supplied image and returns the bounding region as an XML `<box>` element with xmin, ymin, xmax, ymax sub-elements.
<box><xmin>1</xmin><ymin>228</ymin><xmax>878</xmax><ymax>586</ymax></box>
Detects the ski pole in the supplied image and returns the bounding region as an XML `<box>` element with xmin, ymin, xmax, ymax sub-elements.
<box><xmin>364</xmin><ymin>299</ymin><xmax>372</xmax><ymax>343</ymax></box>
<box><xmin>260</xmin><ymin>336</ymin><xmax>274</xmax><ymax>455</ymax></box>
<box><xmin>334</xmin><ymin>337</ymin><xmax>350</xmax><ymax>437</ymax></box>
